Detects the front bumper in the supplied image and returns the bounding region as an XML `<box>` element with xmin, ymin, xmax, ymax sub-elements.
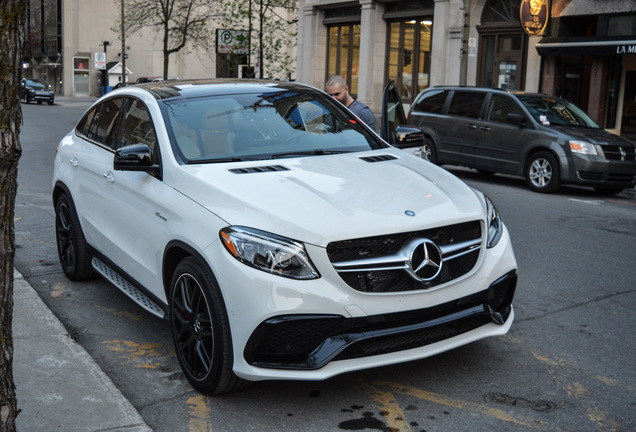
<box><xmin>568</xmin><ymin>152</ymin><xmax>636</xmax><ymax>187</ymax></box>
<box><xmin>244</xmin><ymin>270</ymin><xmax>516</xmax><ymax>370</ymax></box>
<box><xmin>29</xmin><ymin>91</ymin><xmax>54</xmax><ymax>103</ymax></box>
<box><xmin>208</xmin><ymin>218</ymin><xmax>517</xmax><ymax>381</ymax></box>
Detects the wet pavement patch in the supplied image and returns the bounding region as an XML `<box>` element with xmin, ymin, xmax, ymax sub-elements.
<box><xmin>485</xmin><ymin>393</ymin><xmax>557</xmax><ymax>412</ymax></box>
<box><xmin>338</xmin><ymin>411</ymin><xmax>398</xmax><ymax>432</ymax></box>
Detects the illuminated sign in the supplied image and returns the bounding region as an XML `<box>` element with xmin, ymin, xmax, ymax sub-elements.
<box><xmin>520</xmin><ymin>0</ymin><xmax>549</xmax><ymax>36</ymax></box>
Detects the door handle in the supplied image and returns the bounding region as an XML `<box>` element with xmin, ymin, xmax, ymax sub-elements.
<box><xmin>69</xmin><ymin>157</ymin><xmax>78</xmax><ymax>167</ymax></box>
<box><xmin>466</xmin><ymin>124</ymin><xmax>477</xmax><ymax>129</ymax></box>
<box><xmin>480</xmin><ymin>126</ymin><xmax>491</xmax><ymax>131</ymax></box>
<box><xmin>103</xmin><ymin>171</ymin><xmax>115</xmax><ymax>182</ymax></box>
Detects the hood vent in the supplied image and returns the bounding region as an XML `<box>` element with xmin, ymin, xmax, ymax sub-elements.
<box><xmin>360</xmin><ymin>154</ymin><xmax>398</xmax><ymax>163</ymax></box>
<box><xmin>229</xmin><ymin>165</ymin><xmax>289</xmax><ymax>174</ymax></box>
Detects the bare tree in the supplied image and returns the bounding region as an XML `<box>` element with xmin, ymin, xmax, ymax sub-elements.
<box><xmin>0</xmin><ymin>1</ymin><xmax>26</xmax><ymax>431</ymax></box>
<box><xmin>122</xmin><ymin>0</ymin><xmax>216</xmax><ymax>80</ymax></box>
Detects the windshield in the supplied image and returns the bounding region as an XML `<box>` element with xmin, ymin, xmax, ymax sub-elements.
<box><xmin>25</xmin><ymin>79</ymin><xmax>47</xmax><ymax>89</ymax></box>
<box><xmin>162</xmin><ymin>89</ymin><xmax>385</xmax><ymax>163</ymax></box>
<box><xmin>516</xmin><ymin>95</ymin><xmax>600</xmax><ymax>128</ymax></box>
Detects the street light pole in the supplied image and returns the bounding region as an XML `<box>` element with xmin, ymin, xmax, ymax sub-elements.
<box><xmin>102</xmin><ymin>40</ymin><xmax>110</xmax><ymax>95</ymax></box>
<box><xmin>121</xmin><ymin>0</ymin><xmax>126</xmax><ymax>86</ymax></box>
<box><xmin>259</xmin><ymin>0</ymin><xmax>263</xmax><ymax>79</ymax></box>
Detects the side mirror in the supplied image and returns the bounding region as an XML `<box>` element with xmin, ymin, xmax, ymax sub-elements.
<box><xmin>114</xmin><ymin>144</ymin><xmax>161</xmax><ymax>178</ymax></box>
<box><xmin>507</xmin><ymin>113</ymin><xmax>526</xmax><ymax>127</ymax></box>
<box><xmin>392</xmin><ymin>126</ymin><xmax>424</xmax><ymax>149</ymax></box>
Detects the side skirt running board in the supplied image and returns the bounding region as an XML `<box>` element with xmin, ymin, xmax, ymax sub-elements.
<box><xmin>92</xmin><ymin>258</ymin><xmax>165</xmax><ymax>319</ymax></box>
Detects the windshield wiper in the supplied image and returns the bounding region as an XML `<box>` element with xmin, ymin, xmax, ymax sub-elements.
<box><xmin>270</xmin><ymin>149</ymin><xmax>349</xmax><ymax>159</ymax></box>
<box><xmin>188</xmin><ymin>156</ymin><xmax>255</xmax><ymax>164</ymax></box>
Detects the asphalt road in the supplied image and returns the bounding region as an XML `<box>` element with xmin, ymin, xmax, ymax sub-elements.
<box><xmin>15</xmin><ymin>98</ymin><xmax>636</xmax><ymax>432</ymax></box>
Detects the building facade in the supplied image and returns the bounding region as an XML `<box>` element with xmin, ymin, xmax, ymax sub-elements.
<box><xmin>297</xmin><ymin>0</ymin><xmax>636</xmax><ymax>138</ymax></box>
<box><xmin>23</xmin><ymin>0</ymin><xmax>297</xmax><ymax>97</ymax></box>
<box><xmin>536</xmin><ymin>0</ymin><xmax>636</xmax><ymax>138</ymax></box>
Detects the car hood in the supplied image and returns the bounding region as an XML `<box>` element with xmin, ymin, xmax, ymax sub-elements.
<box><xmin>173</xmin><ymin>149</ymin><xmax>485</xmax><ymax>246</ymax></box>
<box><xmin>552</xmin><ymin>125</ymin><xmax>636</xmax><ymax>147</ymax></box>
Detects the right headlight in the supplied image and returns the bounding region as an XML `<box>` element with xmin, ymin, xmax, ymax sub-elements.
<box><xmin>220</xmin><ymin>226</ymin><xmax>320</xmax><ymax>280</ymax></box>
<box><xmin>485</xmin><ymin>196</ymin><xmax>503</xmax><ymax>249</ymax></box>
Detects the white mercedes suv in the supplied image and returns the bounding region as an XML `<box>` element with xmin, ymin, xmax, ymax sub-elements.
<box><xmin>52</xmin><ymin>79</ymin><xmax>517</xmax><ymax>394</ymax></box>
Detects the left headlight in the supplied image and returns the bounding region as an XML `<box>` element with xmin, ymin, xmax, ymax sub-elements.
<box><xmin>220</xmin><ymin>226</ymin><xmax>320</xmax><ymax>280</ymax></box>
<box><xmin>485</xmin><ymin>196</ymin><xmax>503</xmax><ymax>249</ymax></box>
<box><xmin>569</xmin><ymin>140</ymin><xmax>598</xmax><ymax>156</ymax></box>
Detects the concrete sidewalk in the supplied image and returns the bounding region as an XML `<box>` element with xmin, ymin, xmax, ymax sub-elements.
<box><xmin>12</xmin><ymin>269</ymin><xmax>152</xmax><ymax>432</ymax></box>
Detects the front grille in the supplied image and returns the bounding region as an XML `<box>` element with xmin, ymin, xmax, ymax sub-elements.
<box><xmin>244</xmin><ymin>271</ymin><xmax>517</xmax><ymax>369</ymax></box>
<box><xmin>327</xmin><ymin>221</ymin><xmax>482</xmax><ymax>292</ymax></box>
<box><xmin>578</xmin><ymin>171</ymin><xmax>636</xmax><ymax>183</ymax></box>
<box><xmin>577</xmin><ymin>171</ymin><xmax>604</xmax><ymax>181</ymax></box>
<box><xmin>602</xmin><ymin>145</ymin><xmax>636</xmax><ymax>161</ymax></box>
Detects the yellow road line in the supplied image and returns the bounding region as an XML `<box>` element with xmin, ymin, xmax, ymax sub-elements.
<box><xmin>187</xmin><ymin>394</ymin><xmax>213</xmax><ymax>432</ymax></box>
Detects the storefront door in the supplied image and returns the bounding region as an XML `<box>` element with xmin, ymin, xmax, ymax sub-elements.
<box><xmin>620</xmin><ymin>70</ymin><xmax>636</xmax><ymax>141</ymax></box>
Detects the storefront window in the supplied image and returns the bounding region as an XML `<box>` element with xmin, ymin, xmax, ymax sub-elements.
<box><xmin>327</xmin><ymin>24</ymin><xmax>360</xmax><ymax>96</ymax></box>
<box><xmin>73</xmin><ymin>56</ymin><xmax>90</xmax><ymax>97</ymax></box>
<box><xmin>386</xmin><ymin>19</ymin><xmax>432</xmax><ymax>103</ymax></box>
<box><xmin>477</xmin><ymin>0</ymin><xmax>527</xmax><ymax>90</ymax></box>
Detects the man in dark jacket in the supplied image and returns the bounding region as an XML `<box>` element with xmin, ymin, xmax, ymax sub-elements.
<box><xmin>325</xmin><ymin>75</ymin><xmax>376</xmax><ymax>130</ymax></box>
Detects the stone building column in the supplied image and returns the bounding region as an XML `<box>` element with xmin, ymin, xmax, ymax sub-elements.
<box><xmin>297</xmin><ymin>2</ymin><xmax>319</xmax><ymax>85</ymax></box>
<box><xmin>358</xmin><ymin>0</ymin><xmax>385</xmax><ymax>114</ymax></box>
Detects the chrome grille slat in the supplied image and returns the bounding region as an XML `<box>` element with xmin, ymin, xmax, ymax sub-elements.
<box><xmin>327</xmin><ymin>221</ymin><xmax>482</xmax><ymax>293</ymax></box>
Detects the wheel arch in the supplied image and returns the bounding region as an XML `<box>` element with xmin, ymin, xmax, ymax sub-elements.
<box><xmin>162</xmin><ymin>240</ymin><xmax>212</xmax><ymax>300</ymax></box>
<box><xmin>52</xmin><ymin>181</ymin><xmax>72</xmax><ymax>206</ymax></box>
<box><xmin>521</xmin><ymin>142</ymin><xmax>568</xmax><ymax>179</ymax></box>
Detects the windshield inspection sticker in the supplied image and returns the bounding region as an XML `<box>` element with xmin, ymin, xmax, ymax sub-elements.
<box><xmin>540</xmin><ymin>115</ymin><xmax>550</xmax><ymax>125</ymax></box>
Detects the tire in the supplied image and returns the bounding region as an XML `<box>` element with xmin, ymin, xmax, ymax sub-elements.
<box><xmin>37</xmin><ymin>101</ymin><xmax>42</xmax><ymax>105</ymax></box>
<box><xmin>525</xmin><ymin>151</ymin><xmax>561</xmax><ymax>193</ymax></box>
<box><xmin>23</xmin><ymin>94</ymin><xmax>29</xmax><ymax>104</ymax></box>
<box><xmin>169</xmin><ymin>256</ymin><xmax>250</xmax><ymax>395</ymax></box>
<box><xmin>415</xmin><ymin>137</ymin><xmax>437</xmax><ymax>164</ymax></box>
<box><xmin>593</xmin><ymin>187</ymin><xmax>623</xmax><ymax>196</ymax></box>
<box><xmin>55</xmin><ymin>193</ymin><xmax>96</xmax><ymax>280</ymax></box>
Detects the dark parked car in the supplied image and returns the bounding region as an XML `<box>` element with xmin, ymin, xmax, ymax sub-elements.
<box><xmin>399</xmin><ymin>86</ymin><xmax>636</xmax><ymax>194</ymax></box>
<box><xmin>20</xmin><ymin>78</ymin><xmax>55</xmax><ymax>105</ymax></box>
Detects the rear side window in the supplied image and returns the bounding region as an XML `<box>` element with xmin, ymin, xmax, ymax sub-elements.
<box><xmin>486</xmin><ymin>94</ymin><xmax>525</xmax><ymax>123</ymax></box>
<box><xmin>447</xmin><ymin>91</ymin><xmax>486</xmax><ymax>119</ymax></box>
<box><xmin>412</xmin><ymin>90</ymin><xmax>449</xmax><ymax>114</ymax></box>
<box><xmin>76</xmin><ymin>98</ymin><xmax>125</xmax><ymax>148</ymax></box>
<box><xmin>77</xmin><ymin>108</ymin><xmax>98</xmax><ymax>138</ymax></box>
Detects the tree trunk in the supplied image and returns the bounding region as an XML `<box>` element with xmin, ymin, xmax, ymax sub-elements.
<box><xmin>163</xmin><ymin>19</ymin><xmax>170</xmax><ymax>80</ymax></box>
<box><xmin>0</xmin><ymin>1</ymin><xmax>25</xmax><ymax>431</ymax></box>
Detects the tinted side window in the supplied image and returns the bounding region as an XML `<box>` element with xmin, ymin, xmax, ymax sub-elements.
<box><xmin>447</xmin><ymin>91</ymin><xmax>486</xmax><ymax>119</ymax></box>
<box><xmin>77</xmin><ymin>107</ymin><xmax>98</xmax><ymax>138</ymax></box>
<box><xmin>487</xmin><ymin>94</ymin><xmax>524</xmax><ymax>123</ymax></box>
<box><xmin>94</xmin><ymin>98</ymin><xmax>124</xmax><ymax>145</ymax></box>
<box><xmin>121</xmin><ymin>99</ymin><xmax>157</xmax><ymax>151</ymax></box>
<box><xmin>412</xmin><ymin>90</ymin><xmax>449</xmax><ymax>114</ymax></box>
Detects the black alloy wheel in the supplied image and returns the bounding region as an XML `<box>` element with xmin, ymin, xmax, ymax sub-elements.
<box><xmin>55</xmin><ymin>193</ymin><xmax>95</xmax><ymax>280</ymax></box>
<box><xmin>525</xmin><ymin>151</ymin><xmax>561</xmax><ymax>193</ymax></box>
<box><xmin>169</xmin><ymin>257</ymin><xmax>250</xmax><ymax>395</ymax></box>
